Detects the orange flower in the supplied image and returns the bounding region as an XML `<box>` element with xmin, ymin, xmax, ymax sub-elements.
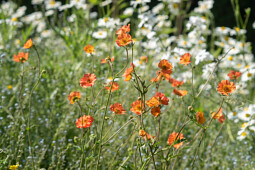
<box><xmin>211</xmin><ymin>108</ymin><xmax>223</xmax><ymax>119</ymax></box>
<box><xmin>139</xmin><ymin>56</ymin><xmax>148</xmax><ymax>64</ymax></box>
<box><xmin>168</xmin><ymin>132</ymin><xmax>184</xmax><ymax>149</ymax></box>
<box><xmin>139</xmin><ymin>129</ymin><xmax>146</xmax><ymax>137</ymax></box>
<box><xmin>76</xmin><ymin>115</ymin><xmax>94</xmax><ymax>128</ymax></box>
<box><xmin>116</xmin><ymin>33</ymin><xmax>132</xmax><ymax>47</ymax></box>
<box><xmin>151</xmin><ymin>107</ymin><xmax>161</xmax><ymax>117</ymax></box>
<box><xmin>122</xmin><ymin>63</ymin><xmax>135</xmax><ymax>81</ymax></box>
<box><xmin>130</xmin><ymin>100</ymin><xmax>144</xmax><ymax>115</ymax></box>
<box><xmin>158</xmin><ymin>59</ymin><xmax>173</xmax><ymax>74</ymax></box>
<box><xmin>211</xmin><ymin>108</ymin><xmax>225</xmax><ymax>123</ymax></box>
<box><xmin>150</xmin><ymin>71</ymin><xmax>163</xmax><ymax>82</ymax></box>
<box><xmin>68</xmin><ymin>91</ymin><xmax>81</xmax><ymax>104</ymax></box>
<box><xmin>105</xmin><ymin>82</ymin><xmax>119</xmax><ymax>92</ymax></box>
<box><xmin>217</xmin><ymin>80</ymin><xmax>236</xmax><ymax>96</ymax></box>
<box><xmin>144</xmin><ymin>133</ymin><xmax>156</xmax><ymax>141</ymax></box>
<box><xmin>146</xmin><ymin>96</ymin><xmax>161</xmax><ymax>107</ymax></box>
<box><xmin>146</xmin><ymin>92</ymin><xmax>168</xmax><ymax>107</ymax></box>
<box><xmin>23</xmin><ymin>38</ymin><xmax>33</xmax><ymax>49</ymax></box>
<box><xmin>173</xmin><ymin>89</ymin><xmax>188</xmax><ymax>96</ymax></box>
<box><xmin>110</xmin><ymin>103</ymin><xmax>126</xmax><ymax>115</ymax></box>
<box><xmin>227</xmin><ymin>70</ymin><xmax>241</xmax><ymax>80</ymax></box>
<box><xmin>179</xmin><ymin>53</ymin><xmax>191</xmax><ymax>66</ymax></box>
<box><xmin>116</xmin><ymin>24</ymin><xmax>130</xmax><ymax>35</ymax></box>
<box><xmin>155</xmin><ymin>92</ymin><xmax>169</xmax><ymax>105</ymax></box>
<box><xmin>84</xmin><ymin>45</ymin><xmax>94</xmax><ymax>54</ymax></box>
<box><xmin>13</xmin><ymin>52</ymin><xmax>29</xmax><ymax>63</ymax></box>
<box><xmin>218</xmin><ymin>114</ymin><xmax>225</xmax><ymax>123</ymax></box>
<box><xmin>80</xmin><ymin>73</ymin><xmax>96</xmax><ymax>88</ymax></box>
<box><xmin>169</xmin><ymin>78</ymin><xmax>184</xmax><ymax>87</ymax></box>
<box><xmin>101</xmin><ymin>56</ymin><xmax>115</xmax><ymax>64</ymax></box>
<box><xmin>196</xmin><ymin>111</ymin><xmax>205</xmax><ymax>124</ymax></box>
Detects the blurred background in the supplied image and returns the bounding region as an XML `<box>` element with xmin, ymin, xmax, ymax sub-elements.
<box><xmin>6</xmin><ymin>0</ymin><xmax>255</xmax><ymax>56</ymax></box>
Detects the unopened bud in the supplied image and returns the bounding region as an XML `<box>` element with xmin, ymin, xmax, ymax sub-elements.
<box><xmin>188</xmin><ymin>106</ymin><xmax>194</xmax><ymax>111</ymax></box>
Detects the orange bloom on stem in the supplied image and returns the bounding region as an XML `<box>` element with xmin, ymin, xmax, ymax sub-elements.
<box><xmin>155</xmin><ymin>92</ymin><xmax>169</xmax><ymax>105</ymax></box>
<box><xmin>139</xmin><ymin>56</ymin><xmax>148</xmax><ymax>64</ymax></box>
<box><xmin>101</xmin><ymin>56</ymin><xmax>115</xmax><ymax>64</ymax></box>
<box><xmin>168</xmin><ymin>132</ymin><xmax>184</xmax><ymax>149</ymax></box>
<box><xmin>13</xmin><ymin>52</ymin><xmax>29</xmax><ymax>63</ymax></box>
<box><xmin>146</xmin><ymin>96</ymin><xmax>161</xmax><ymax>107</ymax></box>
<box><xmin>211</xmin><ymin>108</ymin><xmax>225</xmax><ymax>123</ymax></box>
<box><xmin>158</xmin><ymin>59</ymin><xmax>173</xmax><ymax>74</ymax></box>
<box><xmin>169</xmin><ymin>78</ymin><xmax>184</xmax><ymax>87</ymax></box>
<box><xmin>151</xmin><ymin>107</ymin><xmax>161</xmax><ymax>117</ymax></box>
<box><xmin>179</xmin><ymin>53</ymin><xmax>191</xmax><ymax>66</ymax></box>
<box><xmin>196</xmin><ymin>111</ymin><xmax>205</xmax><ymax>124</ymax></box>
<box><xmin>116</xmin><ymin>24</ymin><xmax>130</xmax><ymax>35</ymax></box>
<box><xmin>68</xmin><ymin>91</ymin><xmax>81</xmax><ymax>104</ymax></box>
<box><xmin>122</xmin><ymin>63</ymin><xmax>135</xmax><ymax>81</ymax></box>
<box><xmin>116</xmin><ymin>33</ymin><xmax>132</xmax><ymax>47</ymax></box>
<box><xmin>105</xmin><ymin>82</ymin><xmax>119</xmax><ymax>92</ymax></box>
<box><xmin>110</xmin><ymin>103</ymin><xmax>126</xmax><ymax>115</ymax></box>
<box><xmin>150</xmin><ymin>71</ymin><xmax>163</xmax><ymax>82</ymax></box>
<box><xmin>130</xmin><ymin>100</ymin><xmax>144</xmax><ymax>115</ymax></box>
<box><xmin>139</xmin><ymin>130</ymin><xmax>146</xmax><ymax>137</ymax></box>
<box><xmin>217</xmin><ymin>80</ymin><xmax>236</xmax><ymax>96</ymax></box>
<box><xmin>80</xmin><ymin>73</ymin><xmax>96</xmax><ymax>88</ymax></box>
<box><xmin>173</xmin><ymin>89</ymin><xmax>188</xmax><ymax>96</ymax></box>
<box><xmin>23</xmin><ymin>38</ymin><xmax>33</xmax><ymax>49</ymax></box>
<box><xmin>227</xmin><ymin>70</ymin><xmax>241</xmax><ymax>80</ymax></box>
<box><xmin>144</xmin><ymin>133</ymin><xmax>156</xmax><ymax>141</ymax></box>
<box><xmin>76</xmin><ymin>115</ymin><xmax>94</xmax><ymax>128</ymax></box>
<box><xmin>84</xmin><ymin>45</ymin><xmax>95</xmax><ymax>54</ymax></box>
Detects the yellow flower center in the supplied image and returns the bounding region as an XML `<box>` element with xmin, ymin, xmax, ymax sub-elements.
<box><xmin>7</xmin><ymin>85</ymin><xmax>12</xmax><ymax>89</ymax></box>
<box><xmin>245</xmin><ymin>65</ymin><xmax>249</xmax><ymax>68</ymax></box>
<box><xmin>235</xmin><ymin>27</ymin><xmax>240</xmax><ymax>32</ymax></box>
<box><xmin>245</xmin><ymin>114</ymin><xmax>250</xmax><ymax>117</ymax></box>
<box><xmin>221</xmin><ymin>26</ymin><xmax>225</xmax><ymax>30</ymax></box>
<box><xmin>11</xmin><ymin>18</ymin><xmax>18</xmax><ymax>22</ymax></box>
<box><xmin>242</xmin><ymin>123</ymin><xmax>247</xmax><ymax>128</ymax></box>
<box><xmin>233</xmin><ymin>112</ymin><xmax>237</xmax><ymax>116</ymax></box>
<box><xmin>104</xmin><ymin>17</ymin><xmax>108</xmax><ymax>22</ymax></box>
<box><xmin>244</xmin><ymin>107</ymin><xmax>248</xmax><ymax>111</ymax></box>
<box><xmin>247</xmin><ymin>73</ymin><xmax>252</xmax><ymax>77</ymax></box>
<box><xmin>224</xmin><ymin>36</ymin><xmax>229</xmax><ymax>41</ymax></box>
<box><xmin>241</xmin><ymin>132</ymin><xmax>246</xmax><ymax>136</ymax></box>
<box><xmin>198</xmin><ymin>40</ymin><xmax>203</xmax><ymax>44</ymax></box>
<box><xmin>98</xmin><ymin>32</ymin><xmax>103</xmax><ymax>35</ymax></box>
<box><xmin>219</xmin><ymin>42</ymin><xmax>224</xmax><ymax>47</ymax></box>
<box><xmin>173</xmin><ymin>3</ymin><xmax>178</xmax><ymax>9</ymax></box>
<box><xmin>50</xmin><ymin>0</ymin><xmax>56</xmax><ymax>5</ymax></box>
<box><xmin>228</xmin><ymin>56</ymin><xmax>233</xmax><ymax>61</ymax></box>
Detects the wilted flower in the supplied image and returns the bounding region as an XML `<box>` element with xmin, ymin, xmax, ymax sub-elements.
<box><xmin>196</xmin><ymin>111</ymin><xmax>205</xmax><ymax>124</ymax></box>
